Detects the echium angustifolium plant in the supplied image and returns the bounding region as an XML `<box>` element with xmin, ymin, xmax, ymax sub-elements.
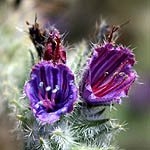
<box><xmin>15</xmin><ymin>18</ymin><xmax>137</xmax><ymax>150</ymax></box>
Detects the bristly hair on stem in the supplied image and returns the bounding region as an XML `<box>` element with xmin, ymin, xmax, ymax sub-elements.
<box><xmin>10</xmin><ymin>16</ymin><xmax>137</xmax><ymax>150</ymax></box>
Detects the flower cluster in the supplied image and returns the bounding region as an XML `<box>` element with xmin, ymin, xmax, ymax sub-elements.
<box><xmin>25</xmin><ymin>20</ymin><xmax>137</xmax><ymax>123</ymax></box>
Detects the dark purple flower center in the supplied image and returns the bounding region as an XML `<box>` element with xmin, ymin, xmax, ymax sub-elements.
<box><xmin>38</xmin><ymin>81</ymin><xmax>60</xmax><ymax>112</ymax></box>
<box><xmin>33</xmin><ymin>64</ymin><xmax>71</xmax><ymax>113</ymax></box>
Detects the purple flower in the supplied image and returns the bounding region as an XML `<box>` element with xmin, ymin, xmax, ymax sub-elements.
<box><xmin>25</xmin><ymin>61</ymin><xmax>78</xmax><ymax>123</ymax></box>
<box><xmin>80</xmin><ymin>43</ymin><xmax>137</xmax><ymax>104</ymax></box>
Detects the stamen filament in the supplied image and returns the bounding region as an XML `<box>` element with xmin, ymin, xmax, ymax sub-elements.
<box><xmin>51</xmin><ymin>92</ymin><xmax>56</xmax><ymax>106</ymax></box>
<box><xmin>38</xmin><ymin>88</ymin><xmax>53</xmax><ymax>110</ymax></box>
<box><xmin>93</xmin><ymin>72</ymin><xmax>118</xmax><ymax>93</ymax></box>
<box><xmin>93</xmin><ymin>59</ymin><xmax>128</xmax><ymax>94</ymax></box>
<box><xmin>96</xmin><ymin>76</ymin><xmax>127</xmax><ymax>97</ymax></box>
<box><xmin>92</xmin><ymin>72</ymin><xmax>108</xmax><ymax>90</ymax></box>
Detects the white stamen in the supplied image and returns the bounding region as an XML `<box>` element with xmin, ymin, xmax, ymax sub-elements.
<box><xmin>55</xmin><ymin>85</ymin><xmax>59</xmax><ymax>90</ymax></box>
<box><xmin>39</xmin><ymin>82</ymin><xmax>44</xmax><ymax>87</ymax></box>
<box><xmin>52</xmin><ymin>88</ymin><xmax>58</xmax><ymax>93</ymax></box>
<box><xmin>52</xmin><ymin>85</ymin><xmax>59</xmax><ymax>93</ymax></box>
<box><xmin>39</xmin><ymin>101</ymin><xmax>44</xmax><ymax>105</ymax></box>
<box><xmin>46</xmin><ymin>86</ymin><xmax>51</xmax><ymax>91</ymax></box>
<box><xmin>119</xmin><ymin>72</ymin><xmax>124</xmax><ymax>76</ymax></box>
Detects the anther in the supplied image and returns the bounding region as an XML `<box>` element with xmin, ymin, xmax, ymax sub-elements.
<box><xmin>39</xmin><ymin>101</ymin><xmax>44</xmax><ymax>105</ymax></box>
<box><xmin>52</xmin><ymin>89</ymin><xmax>57</xmax><ymax>93</ymax></box>
<box><xmin>46</xmin><ymin>86</ymin><xmax>51</xmax><ymax>91</ymax></box>
<box><xmin>105</xmin><ymin>72</ymin><xmax>109</xmax><ymax>75</ymax></box>
<box><xmin>124</xmin><ymin>75</ymin><xmax>128</xmax><ymax>80</ymax></box>
<box><xmin>114</xmin><ymin>72</ymin><xmax>118</xmax><ymax>76</ymax></box>
<box><xmin>119</xmin><ymin>72</ymin><xmax>124</xmax><ymax>76</ymax></box>
<box><xmin>39</xmin><ymin>82</ymin><xmax>43</xmax><ymax>87</ymax></box>
<box><xmin>55</xmin><ymin>85</ymin><xmax>59</xmax><ymax>90</ymax></box>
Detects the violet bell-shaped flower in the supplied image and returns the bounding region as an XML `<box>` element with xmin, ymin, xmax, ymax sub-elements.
<box><xmin>80</xmin><ymin>43</ymin><xmax>137</xmax><ymax>104</ymax></box>
<box><xmin>25</xmin><ymin>61</ymin><xmax>78</xmax><ymax>123</ymax></box>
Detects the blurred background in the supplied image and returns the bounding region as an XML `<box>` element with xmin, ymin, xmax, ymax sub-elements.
<box><xmin>0</xmin><ymin>0</ymin><xmax>149</xmax><ymax>149</ymax></box>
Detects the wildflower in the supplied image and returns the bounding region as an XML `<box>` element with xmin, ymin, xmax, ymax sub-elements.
<box><xmin>25</xmin><ymin>61</ymin><xmax>78</xmax><ymax>123</ymax></box>
<box><xmin>80</xmin><ymin>43</ymin><xmax>136</xmax><ymax>104</ymax></box>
